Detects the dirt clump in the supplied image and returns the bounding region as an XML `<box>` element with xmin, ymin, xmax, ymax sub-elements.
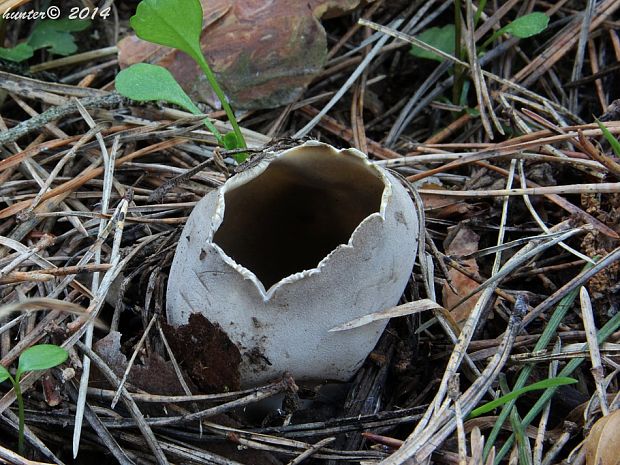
<box><xmin>162</xmin><ymin>313</ymin><xmax>241</xmax><ymax>392</ymax></box>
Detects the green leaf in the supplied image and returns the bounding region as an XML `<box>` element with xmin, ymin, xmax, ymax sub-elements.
<box><xmin>35</xmin><ymin>19</ymin><xmax>91</xmax><ymax>33</ymax></box>
<box><xmin>500</xmin><ymin>12</ymin><xmax>549</xmax><ymax>39</ymax></box>
<box><xmin>595</xmin><ymin>118</ymin><xmax>620</xmax><ymax>157</ymax></box>
<box><xmin>0</xmin><ymin>365</ymin><xmax>11</xmax><ymax>383</ymax></box>
<box><xmin>17</xmin><ymin>345</ymin><xmax>68</xmax><ymax>374</ymax></box>
<box><xmin>28</xmin><ymin>30</ymin><xmax>78</xmax><ymax>56</ymax></box>
<box><xmin>130</xmin><ymin>0</ymin><xmax>204</xmax><ymax>62</ymax></box>
<box><xmin>224</xmin><ymin>132</ymin><xmax>248</xmax><ymax>162</ymax></box>
<box><xmin>0</xmin><ymin>43</ymin><xmax>34</xmax><ymax>62</ymax></box>
<box><xmin>410</xmin><ymin>25</ymin><xmax>455</xmax><ymax>62</ymax></box>
<box><xmin>469</xmin><ymin>377</ymin><xmax>577</xmax><ymax>418</ymax></box>
<box><xmin>223</xmin><ymin>132</ymin><xmax>241</xmax><ymax>150</ymax></box>
<box><xmin>116</xmin><ymin>63</ymin><xmax>202</xmax><ymax>114</ymax></box>
<box><xmin>27</xmin><ymin>19</ymin><xmax>90</xmax><ymax>56</ymax></box>
<box><xmin>117</xmin><ymin>63</ymin><xmax>225</xmax><ymax>145</ymax></box>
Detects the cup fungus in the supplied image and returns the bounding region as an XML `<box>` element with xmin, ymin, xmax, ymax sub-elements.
<box><xmin>166</xmin><ymin>141</ymin><xmax>419</xmax><ymax>386</ymax></box>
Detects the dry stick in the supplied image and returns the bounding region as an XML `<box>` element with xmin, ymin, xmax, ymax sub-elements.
<box><xmin>298</xmin><ymin>106</ymin><xmax>400</xmax><ymax>159</ymax></box>
<box><xmin>0</xmin><ymin>135</ymin><xmax>93</xmax><ymax>175</ymax></box>
<box><xmin>580</xmin><ymin>287</ymin><xmax>609</xmax><ymax>416</ymax></box>
<box><xmin>0</xmin><ymin>138</ymin><xmax>184</xmax><ymax>219</ymax></box>
<box><xmin>358</xmin><ymin>18</ymin><xmax>579</xmax><ymax>120</ymax></box>
<box><xmin>0</xmin><ymin>94</ymin><xmax>123</xmax><ymax>145</ymax></box>
<box><xmin>448</xmin><ymin>374</ymin><xmax>467</xmax><ymax>465</ymax></box>
<box><xmin>568</xmin><ymin>0</ymin><xmax>597</xmax><ymax>112</ymax></box>
<box><xmin>514</xmin><ymin>0</ymin><xmax>620</xmax><ymax>87</ymax></box>
<box><xmin>0</xmin><ymin>234</ymin><xmax>55</xmax><ymax>279</ymax></box>
<box><xmin>386</xmin><ymin>226</ymin><xmax>579</xmax><ymax>461</ymax></box>
<box><xmin>503</xmin><ymin>97</ymin><xmax>598</xmax><ymax>178</ymax></box>
<box><xmin>29</xmin><ymin>46</ymin><xmax>118</xmax><ymax>73</ymax></box>
<box><xmin>540</xmin><ymin>424</ymin><xmax>577</xmax><ymax>465</ymax></box>
<box><xmin>28</xmin><ymin>124</ymin><xmax>108</xmax><ymax>212</ymax></box>
<box><xmin>381</xmin><ymin>294</ymin><xmax>524</xmax><ymax>464</ymax></box>
<box><xmin>523</xmin><ymin>246</ymin><xmax>620</xmax><ymax>329</ymax></box>
<box><xmin>0</xmin><ymin>235</ymin><xmax>158</xmax><ymax>419</ymax></box>
<box><xmin>213</xmin><ymin>425</ymin><xmax>382</xmax><ymax>461</ymax></box>
<box><xmin>286</xmin><ymin>437</ymin><xmax>336</xmax><ymax>465</ymax></box>
<box><xmin>0</xmin><ymin>105</ymin><xmax>88</xmax><ymax>238</ymax></box>
<box><xmin>73</xmin><ymin>111</ymin><xmax>119</xmax><ymax>458</ymax></box>
<box><xmin>121</xmin><ymin>432</ymin><xmax>245</xmax><ymax>465</ymax></box>
<box><xmin>0</xmin><ymin>264</ymin><xmax>112</xmax><ymax>285</ymax></box>
<box><xmin>111</xmin><ymin>315</ymin><xmax>157</xmax><ymax>409</ymax></box>
<box><xmin>394</xmin><ymin>171</ymin><xmax>497</xmax><ymax>394</ymax></box>
<box><xmin>156</xmin><ymin>320</ymin><xmax>196</xmax><ymax>399</ymax></box>
<box><xmin>476</xmin><ymin>160</ymin><xmax>619</xmax><ymax>239</ymax></box>
<box><xmin>75</xmin><ymin>342</ymin><xmax>169</xmax><ymax>465</ymax></box>
<box><xmin>533</xmin><ymin>340</ymin><xmax>560</xmax><ymax>465</ymax></box>
<box><xmin>587</xmin><ymin>39</ymin><xmax>607</xmax><ymax>111</ymax></box>
<box><xmin>578</xmin><ymin>130</ymin><xmax>620</xmax><ymax>177</ymax></box>
<box><xmin>409</xmin><ymin>160</ymin><xmax>517</xmax><ymax>445</ymax></box>
<box><xmin>116</xmin><ymin>431</ymin><xmax>244</xmax><ymax>465</ymax></box>
<box><xmin>94</xmin><ymin>378</ymin><xmax>292</xmax><ymax>428</ymax></box>
<box><xmin>293</xmin><ymin>17</ymin><xmax>403</xmax><ymax>138</ymax></box>
<box><xmin>0</xmin><ymin>442</ymin><xmax>55</xmax><ymax>465</ymax></box>
<box><xmin>35</xmin><ymin>211</ymin><xmax>187</xmax><ymax>225</ymax></box>
<box><xmin>418</xmin><ymin>183</ymin><xmax>620</xmax><ymax>198</ymax></box>
<box><xmin>0</xmin><ymin>70</ymin><xmax>105</xmax><ymax>99</ymax></box>
<box><xmin>383</xmin><ymin>0</ymin><xmax>453</xmax><ymax>146</ymax></box>
<box><xmin>64</xmin><ymin>379</ymin><xmax>134</xmax><ymax>465</ymax></box>
<box><xmin>516</xmin><ymin>160</ymin><xmax>593</xmax><ymax>265</ymax></box>
<box><xmin>0</xmin><ymin>237</ymin><xmax>91</xmax><ymax>299</ymax></box>
<box><xmin>464</xmin><ymin>0</ymin><xmax>493</xmax><ymax>139</ymax></box>
<box><xmin>447</xmin><ymin>228</ymin><xmax>583</xmax><ymax>313</ymax></box>
<box><xmin>86</xmin><ymin>385</ymin><xmax>263</xmax><ymax>403</ymax></box>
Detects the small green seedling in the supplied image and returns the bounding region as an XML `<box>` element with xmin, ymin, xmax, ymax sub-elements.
<box><xmin>0</xmin><ymin>344</ymin><xmax>68</xmax><ymax>455</ymax></box>
<box><xmin>0</xmin><ymin>19</ymin><xmax>90</xmax><ymax>62</ymax></box>
<box><xmin>468</xmin><ymin>376</ymin><xmax>577</xmax><ymax>418</ymax></box>
<box><xmin>480</xmin><ymin>12</ymin><xmax>549</xmax><ymax>49</ymax></box>
<box><xmin>115</xmin><ymin>0</ymin><xmax>247</xmax><ymax>160</ymax></box>
<box><xmin>411</xmin><ymin>12</ymin><xmax>549</xmax><ymax>63</ymax></box>
<box><xmin>595</xmin><ymin>118</ymin><xmax>620</xmax><ymax>157</ymax></box>
<box><xmin>410</xmin><ymin>24</ymin><xmax>456</xmax><ymax>63</ymax></box>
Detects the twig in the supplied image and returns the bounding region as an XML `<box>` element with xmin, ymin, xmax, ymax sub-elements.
<box><xmin>75</xmin><ymin>341</ymin><xmax>170</xmax><ymax>465</ymax></box>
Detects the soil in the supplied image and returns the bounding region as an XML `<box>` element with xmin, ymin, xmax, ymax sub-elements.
<box><xmin>162</xmin><ymin>313</ymin><xmax>241</xmax><ymax>393</ymax></box>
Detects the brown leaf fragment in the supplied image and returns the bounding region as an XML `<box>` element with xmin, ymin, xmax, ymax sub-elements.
<box><xmin>443</xmin><ymin>226</ymin><xmax>481</xmax><ymax>324</ymax></box>
<box><xmin>420</xmin><ymin>183</ymin><xmax>474</xmax><ymax>219</ymax></box>
<box><xmin>94</xmin><ymin>331</ymin><xmax>189</xmax><ymax>396</ymax></box>
<box><xmin>585</xmin><ymin>409</ymin><xmax>620</xmax><ymax>465</ymax></box>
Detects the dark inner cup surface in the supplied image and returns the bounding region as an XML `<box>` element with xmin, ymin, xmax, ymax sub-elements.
<box><xmin>212</xmin><ymin>146</ymin><xmax>385</xmax><ymax>289</ymax></box>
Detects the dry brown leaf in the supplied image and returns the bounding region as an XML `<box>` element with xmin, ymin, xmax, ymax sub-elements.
<box><xmin>420</xmin><ymin>184</ymin><xmax>474</xmax><ymax>219</ymax></box>
<box><xmin>118</xmin><ymin>0</ymin><xmax>369</xmax><ymax>110</ymax></box>
<box><xmin>585</xmin><ymin>409</ymin><xmax>620</xmax><ymax>465</ymax></box>
<box><xmin>442</xmin><ymin>226</ymin><xmax>481</xmax><ymax>324</ymax></box>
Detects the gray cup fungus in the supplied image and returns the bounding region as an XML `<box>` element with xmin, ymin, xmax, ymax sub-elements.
<box><xmin>166</xmin><ymin>141</ymin><xmax>419</xmax><ymax>386</ymax></box>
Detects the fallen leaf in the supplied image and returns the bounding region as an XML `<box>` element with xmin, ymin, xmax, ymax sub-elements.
<box><xmin>443</xmin><ymin>225</ymin><xmax>481</xmax><ymax>324</ymax></box>
<box><xmin>585</xmin><ymin>410</ymin><xmax>620</xmax><ymax>465</ymax></box>
<box><xmin>420</xmin><ymin>183</ymin><xmax>474</xmax><ymax>219</ymax></box>
<box><xmin>117</xmin><ymin>0</ymin><xmax>370</xmax><ymax>109</ymax></box>
<box><xmin>94</xmin><ymin>331</ymin><xmax>190</xmax><ymax>396</ymax></box>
